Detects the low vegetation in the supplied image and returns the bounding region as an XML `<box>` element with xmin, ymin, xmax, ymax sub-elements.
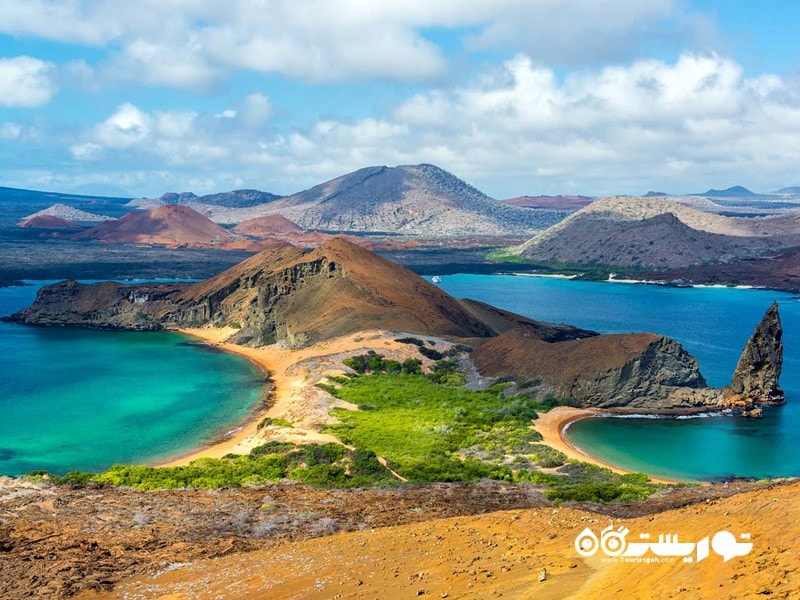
<box><xmin>46</xmin><ymin>442</ymin><xmax>397</xmax><ymax>491</ymax></box>
<box><xmin>324</xmin><ymin>371</ymin><xmax>657</xmax><ymax>501</ymax></box>
<box><xmin>34</xmin><ymin>354</ymin><xmax>658</xmax><ymax>502</ymax></box>
<box><xmin>485</xmin><ymin>249</ymin><xmax>639</xmax><ymax>281</ymax></box>
<box><xmin>257</xmin><ymin>417</ymin><xmax>293</xmax><ymax>429</ymax></box>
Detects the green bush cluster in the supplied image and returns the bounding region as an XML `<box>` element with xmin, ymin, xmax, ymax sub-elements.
<box><xmin>45</xmin><ymin>442</ymin><xmax>397</xmax><ymax>491</ymax></box>
<box><xmin>343</xmin><ymin>351</ymin><xmax>422</xmax><ymax>375</ymax></box>
<box><xmin>417</xmin><ymin>346</ymin><xmax>444</xmax><ymax>360</ymax></box>
<box><xmin>326</xmin><ymin>374</ymin><xmax>564</xmax><ymax>484</ymax></box>
<box><xmin>426</xmin><ymin>359</ymin><xmax>466</xmax><ymax>386</ymax></box>
<box><xmin>257</xmin><ymin>417</ymin><xmax>293</xmax><ymax>430</ymax></box>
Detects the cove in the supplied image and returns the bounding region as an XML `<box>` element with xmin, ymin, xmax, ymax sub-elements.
<box><xmin>0</xmin><ymin>282</ymin><xmax>263</xmax><ymax>477</ymax></box>
<box><xmin>436</xmin><ymin>274</ymin><xmax>800</xmax><ymax>481</ymax></box>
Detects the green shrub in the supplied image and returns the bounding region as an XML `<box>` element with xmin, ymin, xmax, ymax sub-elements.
<box><xmin>249</xmin><ymin>441</ymin><xmax>295</xmax><ymax>457</ymax></box>
<box><xmin>417</xmin><ymin>346</ymin><xmax>444</xmax><ymax>360</ymax></box>
<box><xmin>289</xmin><ymin>464</ymin><xmax>347</xmax><ymax>487</ymax></box>
<box><xmin>303</xmin><ymin>443</ymin><xmax>346</xmax><ymax>466</ymax></box>
<box><xmin>395</xmin><ymin>337</ymin><xmax>424</xmax><ymax>346</ymax></box>
<box><xmin>55</xmin><ymin>471</ymin><xmax>94</xmax><ymax>486</ymax></box>
<box><xmin>545</xmin><ymin>481</ymin><xmax>655</xmax><ymax>503</ymax></box>
<box><xmin>257</xmin><ymin>417</ymin><xmax>293</xmax><ymax>430</ymax></box>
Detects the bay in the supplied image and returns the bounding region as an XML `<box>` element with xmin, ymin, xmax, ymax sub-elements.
<box><xmin>436</xmin><ymin>274</ymin><xmax>800</xmax><ymax>481</ymax></box>
<box><xmin>0</xmin><ymin>282</ymin><xmax>263</xmax><ymax>476</ymax></box>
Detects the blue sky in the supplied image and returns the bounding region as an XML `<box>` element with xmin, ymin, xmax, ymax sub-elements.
<box><xmin>0</xmin><ymin>1</ymin><xmax>799</xmax><ymax>198</ymax></box>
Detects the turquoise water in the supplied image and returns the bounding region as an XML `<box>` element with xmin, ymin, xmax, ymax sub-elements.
<box><xmin>436</xmin><ymin>274</ymin><xmax>800</xmax><ymax>481</ymax></box>
<box><xmin>0</xmin><ymin>282</ymin><xmax>264</xmax><ymax>476</ymax></box>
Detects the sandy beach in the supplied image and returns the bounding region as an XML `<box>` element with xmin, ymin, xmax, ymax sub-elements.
<box><xmin>534</xmin><ymin>406</ymin><xmax>681</xmax><ymax>485</ymax></box>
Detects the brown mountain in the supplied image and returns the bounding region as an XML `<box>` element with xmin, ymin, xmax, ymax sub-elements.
<box><xmin>234</xmin><ymin>214</ymin><xmax>304</xmax><ymax>237</ymax></box>
<box><xmin>17</xmin><ymin>214</ymin><xmax>82</xmax><ymax>229</ymax></box>
<box><xmin>514</xmin><ymin>196</ymin><xmax>790</xmax><ymax>269</ymax></box>
<box><xmin>73</xmin><ymin>205</ymin><xmax>238</xmax><ymax>247</ymax></box>
<box><xmin>10</xmin><ymin>239</ymin><xmax>498</xmax><ymax>346</ymax></box>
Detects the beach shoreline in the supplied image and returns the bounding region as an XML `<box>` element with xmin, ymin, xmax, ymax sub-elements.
<box><xmin>155</xmin><ymin>327</ymin><xmax>414</xmax><ymax>467</ymax></box>
<box><xmin>534</xmin><ymin>406</ymin><xmax>687</xmax><ymax>485</ymax></box>
<box><xmin>154</xmin><ymin>328</ymin><xmax>280</xmax><ymax>466</ymax></box>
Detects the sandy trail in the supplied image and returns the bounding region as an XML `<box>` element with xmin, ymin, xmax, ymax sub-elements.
<box><xmin>157</xmin><ymin>328</ymin><xmax>429</xmax><ymax>466</ymax></box>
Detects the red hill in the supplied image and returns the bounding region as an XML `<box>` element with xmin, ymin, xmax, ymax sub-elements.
<box><xmin>74</xmin><ymin>205</ymin><xmax>237</xmax><ymax>247</ymax></box>
<box><xmin>17</xmin><ymin>215</ymin><xmax>82</xmax><ymax>229</ymax></box>
<box><xmin>234</xmin><ymin>214</ymin><xmax>304</xmax><ymax>237</ymax></box>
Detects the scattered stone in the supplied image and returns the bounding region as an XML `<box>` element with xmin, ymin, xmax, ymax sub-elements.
<box><xmin>538</xmin><ymin>568</ymin><xmax>547</xmax><ymax>582</ymax></box>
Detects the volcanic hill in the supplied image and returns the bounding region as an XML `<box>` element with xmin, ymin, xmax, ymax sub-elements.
<box><xmin>73</xmin><ymin>205</ymin><xmax>238</xmax><ymax>247</ymax></box>
<box><xmin>17</xmin><ymin>214</ymin><xmax>81</xmax><ymax>229</ymax></box>
<box><xmin>514</xmin><ymin>196</ymin><xmax>796</xmax><ymax>269</ymax></box>
<box><xmin>22</xmin><ymin>203</ymin><xmax>112</xmax><ymax>224</ymax></box>
<box><xmin>194</xmin><ymin>164</ymin><xmax>565</xmax><ymax>235</ymax></box>
<box><xmin>233</xmin><ymin>214</ymin><xmax>304</xmax><ymax>237</ymax></box>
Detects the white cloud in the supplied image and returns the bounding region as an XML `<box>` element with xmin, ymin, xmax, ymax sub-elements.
<box><xmin>0</xmin><ymin>122</ymin><xmax>22</xmax><ymax>139</ymax></box>
<box><xmin>49</xmin><ymin>53</ymin><xmax>800</xmax><ymax>196</ymax></box>
<box><xmin>0</xmin><ymin>0</ymin><xmax>704</xmax><ymax>88</ymax></box>
<box><xmin>240</xmin><ymin>93</ymin><xmax>272</xmax><ymax>127</ymax></box>
<box><xmin>0</xmin><ymin>56</ymin><xmax>56</xmax><ymax>107</ymax></box>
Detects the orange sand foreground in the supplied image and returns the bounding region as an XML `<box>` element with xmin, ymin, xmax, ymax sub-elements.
<box><xmin>92</xmin><ymin>479</ymin><xmax>800</xmax><ymax>599</ymax></box>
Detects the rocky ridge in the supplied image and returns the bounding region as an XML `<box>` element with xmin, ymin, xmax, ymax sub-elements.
<box><xmin>472</xmin><ymin>329</ymin><xmax>718</xmax><ymax>410</ymax></box>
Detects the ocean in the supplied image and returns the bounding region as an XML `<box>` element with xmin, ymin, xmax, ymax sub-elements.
<box><xmin>435</xmin><ymin>274</ymin><xmax>800</xmax><ymax>481</ymax></box>
<box><xmin>0</xmin><ymin>282</ymin><xmax>263</xmax><ymax>476</ymax></box>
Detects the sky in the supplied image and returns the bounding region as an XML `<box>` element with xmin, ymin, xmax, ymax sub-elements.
<box><xmin>0</xmin><ymin>1</ymin><xmax>799</xmax><ymax>199</ymax></box>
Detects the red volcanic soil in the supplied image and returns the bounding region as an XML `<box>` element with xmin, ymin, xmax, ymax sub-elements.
<box><xmin>502</xmin><ymin>195</ymin><xmax>594</xmax><ymax>211</ymax></box>
<box><xmin>17</xmin><ymin>215</ymin><xmax>82</xmax><ymax>229</ymax></box>
<box><xmin>234</xmin><ymin>214</ymin><xmax>304</xmax><ymax>237</ymax></box>
<box><xmin>73</xmin><ymin>205</ymin><xmax>237</xmax><ymax>247</ymax></box>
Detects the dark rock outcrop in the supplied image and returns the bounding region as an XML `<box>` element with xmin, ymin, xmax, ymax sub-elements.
<box><xmin>726</xmin><ymin>302</ymin><xmax>784</xmax><ymax>406</ymax></box>
<box><xmin>472</xmin><ymin>329</ymin><xmax>719</xmax><ymax>410</ymax></box>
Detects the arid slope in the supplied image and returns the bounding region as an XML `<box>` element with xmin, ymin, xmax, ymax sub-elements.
<box><xmin>515</xmin><ymin>196</ymin><xmax>797</xmax><ymax>269</ymax></box>
<box><xmin>96</xmin><ymin>480</ymin><xmax>800</xmax><ymax>600</ymax></box>
<box><xmin>74</xmin><ymin>205</ymin><xmax>238</xmax><ymax>247</ymax></box>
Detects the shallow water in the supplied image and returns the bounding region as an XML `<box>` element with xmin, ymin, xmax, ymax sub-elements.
<box><xmin>0</xmin><ymin>282</ymin><xmax>263</xmax><ymax>476</ymax></box>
